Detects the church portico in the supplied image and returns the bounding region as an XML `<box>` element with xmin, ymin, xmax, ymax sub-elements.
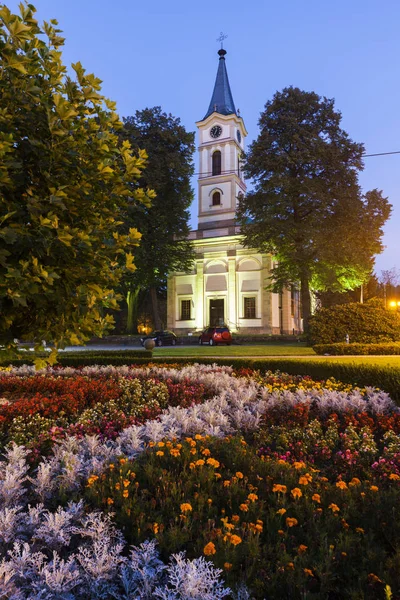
<box><xmin>167</xmin><ymin>46</ymin><xmax>302</xmax><ymax>336</ymax></box>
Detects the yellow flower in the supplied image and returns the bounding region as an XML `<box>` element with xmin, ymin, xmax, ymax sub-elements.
<box><xmin>203</xmin><ymin>542</ymin><xmax>216</xmax><ymax>556</ymax></box>
<box><xmin>312</xmin><ymin>493</ymin><xmax>321</xmax><ymax>503</ymax></box>
<box><xmin>156</xmin><ymin>451</ymin><xmax>164</xmax><ymax>457</ymax></box>
<box><xmin>247</xmin><ymin>493</ymin><xmax>258</xmax><ymax>502</ymax></box>
<box><xmin>229</xmin><ymin>534</ymin><xmax>242</xmax><ymax>546</ymax></box>
<box><xmin>276</xmin><ymin>508</ymin><xmax>287</xmax><ymax>516</ymax></box>
<box><xmin>291</xmin><ymin>487</ymin><xmax>302</xmax><ymax>499</ymax></box>
<box><xmin>370</xmin><ymin>485</ymin><xmax>379</xmax><ymax>492</ymax></box>
<box><xmin>153</xmin><ymin>523</ymin><xmax>159</xmax><ymax>534</ymax></box>
<box><xmin>389</xmin><ymin>473</ymin><xmax>400</xmax><ymax>480</ymax></box>
<box><xmin>349</xmin><ymin>477</ymin><xmax>361</xmax><ymax>487</ymax></box>
<box><xmin>122</xmin><ymin>490</ymin><xmax>129</xmax><ymax>498</ymax></box>
<box><xmin>206</xmin><ymin>458</ymin><xmax>220</xmax><ymax>468</ymax></box>
<box><xmin>293</xmin><ymin>461</ymin><xmax>306</xmax><ymax>470</ymax></box>
<box><xmin>236</xmin><ymin>472</ymin><xmax>244</xmax><ymax>479</ymax></box>
<box><xmin>157</xmin><ymin>441</ymin><xmax>165</xmax><ymax>447</ymax></box>
<box><xmin>272</xmin><ymin>484</ymin><xmax>287</xmax><ymax>493</ymax></box>
<box><xmin>202</xmin><ymin>448</ymin><xmax>211</xmax><ymax>456</ymax></box>
<box><xmin>286</xmin><ymin>517</ymin><xmax>298</xmax><ymax>527</ymax></box>
<box><xmin>123</xmin><ymin>479</ymin><xmax>130</xmax><ymax>488</ymax></box>
<box><xmin>87</xmin><ymin>475</ymin><xmax>99</xmax><ymax>487</ymax></box>
<box><xmin>170</xmin><ymin>448</ymin><xmax>180</xmax><ymax>457</ymax></box>
<box><xmin>195</xmin><ymin>459</ymin><xmax>205</xmax><ymax>467</ymax></box>
<box><xmin>180</xmin><ymin>503</ymin><xmax>193</xmax><ymax>513</ymax></box>
<box><xmin>195</xmin><ymin>434</ymin><xmax>203</xmax><ymax>440</ymax></box>
<box><xmin>328</xmin><ymin>503</ymin><xmax>340</xmax><ymax>513</ymax></box>
<box><xmin>336</xmin><ymin>481</ymin><xmax>348</xmax><ymax>490</ymax></box>
<box><xmin>239</xmin><ymin>503</ymin><xmax>249</xmax><ymax>512</ymax></box>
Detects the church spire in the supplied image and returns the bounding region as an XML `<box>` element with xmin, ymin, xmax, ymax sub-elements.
<box><xmin>204</xmin><ymin>48</ymin><xmax>237</xmax><ymax>120</ymax></box>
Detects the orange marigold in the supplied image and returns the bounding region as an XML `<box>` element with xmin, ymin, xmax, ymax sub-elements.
<box><xmin>180</xmin><ymin>503</ymin><xmax>192</xmax><ymax>513</ymax></box>
<box><xmin>229</xmin><ymin>534</ymin><xmax>242</xmax><ymax>546</ymax></box>
<box><xmin>291</xmin><ymin>487</ymin><xmax>302</xmax><ymax>499</ymax></box>
<box><xmin>272</xmin><ymin>484</ymin><xmax>287</xmax><ymax>493</ymax></box>
<box><xmin>203</xmin><ymin>542</ymin><xmax>216</xmax><ymax>556</ymax></box>
<box><xmin>286</xmin><ymin>517</ymin><xmax>298</xmax><ymax>527</ymax></box>
<box><xmin>370</xmin><ymin>485</ymin><xmax>379</xmax><ymax>492</ymax></box>
<box><xmin>304</xmin><ymin>568</ymin><xmax>314</xmax><ymax>577</ymax></box>
<box><xmin>247</xmin><ymin>493</ymin><xmax>258</xmax><ymax>502</ymax></box>
<box><xmin>312</xmin><ymin>493</ymin><xmax>321</xmax><ymax>503</ymax></box>
<box><xmin>239</xmin><ymin>503</ymin><xmax>249</xmax><ymax>512</ymax></box>
<box><xmin>336</xmin><ymin>481</ymin><xmax>348</xmax><ymax>490</ymax></box>
<box><xmin>328</xmin><ymin>503</ymin><xmax>340</xmax><ymax>513</ymax></box>
<box><xmin>276</xmin><ymin>508</ymin><xmax>287</xmax><ymax>515</ymax></box>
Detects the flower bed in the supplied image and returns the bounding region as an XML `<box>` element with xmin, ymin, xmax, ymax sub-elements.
<box><xmin>0</xmin><ymin>364</ymin><xmax>399</xmax><ymax>598</ymax></box>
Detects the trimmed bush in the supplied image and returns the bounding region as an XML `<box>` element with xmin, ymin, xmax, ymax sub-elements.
<box><xmin>309</xmin><ymin>298</ymin><xmax>400</xmax><ymax>344</ymax></box>
<box><xmin>314</xmin><ymin>342</ymin><xmax>400</xmax><ymax>355</ymax></box>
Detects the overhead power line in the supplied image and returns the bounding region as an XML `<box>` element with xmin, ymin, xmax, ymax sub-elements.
<box><xmin>363</xmin><ymin>150</ymin><xmax>400</xmax><ymax>157</ymax></box>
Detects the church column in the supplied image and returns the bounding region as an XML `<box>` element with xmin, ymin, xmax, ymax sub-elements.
<box><xmin>195</xmin><ymin>259</ymin><xmax>204</xmax><ymax>329</ymax></box>
<box><xmin>227</xmin><ymin>254</ymin><xmax>237</xmax><ymax>331</ymax></box>
<box><xmin>261</xmin><ymin>255</ymin><xmax>273</xmax><ymax>333</ymax></box>
<box><xmin>280</xmin><ymin>287</ymin><xmax>292</xmax><ymax>334</ymax></box>
<box><xmin>167</xmin><ymin>275</ymin><xmax>175</xmax><ymax>329</ymax></box>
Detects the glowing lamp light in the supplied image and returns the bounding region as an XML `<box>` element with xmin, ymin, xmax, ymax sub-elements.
<box><xmin>389</xmin><ymin>300</ymin><xmax>397</xmax><ymax>308</ymax></box>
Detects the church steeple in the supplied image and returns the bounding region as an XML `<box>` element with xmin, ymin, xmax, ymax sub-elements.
<box><xmin>204</xmin><ymin>49</ymin><xmax>237</xmax><ymax>120</ymax></box>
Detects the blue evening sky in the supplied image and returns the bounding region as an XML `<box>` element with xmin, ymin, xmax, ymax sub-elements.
<box><xmin>8</xmin><ymin>0</ymin><xmax>400</xmax><ymax>275</ymax></box>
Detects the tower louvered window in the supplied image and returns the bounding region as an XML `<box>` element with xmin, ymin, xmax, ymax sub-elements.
<box><xmin>212</xmin><ymin>151</ymin><xmax>221</xmax><ymax>176</ymax></box>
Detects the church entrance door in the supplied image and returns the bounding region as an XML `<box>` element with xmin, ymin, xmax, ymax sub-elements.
<box><xmin>209</xmin><ymin>299</ymin><xmax>224</xmax><ymax>326</ymax></box>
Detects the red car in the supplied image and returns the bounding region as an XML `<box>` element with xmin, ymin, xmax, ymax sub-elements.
<box><xmin>198</xmin><ymin>326</ymin><xmax>232</xmax><ymax>346</ymax></box>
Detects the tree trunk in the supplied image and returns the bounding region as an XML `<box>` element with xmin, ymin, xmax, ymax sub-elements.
<box><xmin>126</xmin><ymin>289</ymin><xmax>140</xmax><ymax>334</ymax></box>
<box><xmin>150</xmin><ymin>286</ymin><xmax>162</xmax><ymax>330</ymax></box>
<box><xmin>300</xmin><ymin>274</ymin><xmax>312</xmax><ymax>333</ymax></box>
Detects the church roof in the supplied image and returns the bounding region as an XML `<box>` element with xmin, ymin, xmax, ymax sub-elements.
<box><xmin>204</xmin><ymin>49</ymin><xmax>237</xmax><ymax>120</ymax></box>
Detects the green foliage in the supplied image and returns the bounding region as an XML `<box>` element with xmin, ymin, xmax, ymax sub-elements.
<box><xmin>314</xmin><ymin>343</ymin><xmax>400</xmax><ymax>355</ymax></box>
<box><xmin>237</xmin><ymin>87</ymin><xmax>391</xmax><ymax>328</ymax></box>
<box><xmin>0</xmin><ymin>3</ymin><xmax>153</xmax><ymax>357</ymax></box>
<box><xmin>120</xmin><ymin>107</ymin><xmax>195</xmax><ymax>329</ymax></box>
<box><xmin>309</xmin><ymin>299</ymin><xmax>400</xmax><ymax>344</ymax></box>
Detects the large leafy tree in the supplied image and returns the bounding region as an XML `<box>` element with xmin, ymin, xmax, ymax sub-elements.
<box><xmin>0</xmin><ymin>3</ymin><xmax>152</xmax><ymax>360</ymax></box>
<box><xmin>237</xmin><ymin>87</ymin><xmax>391</xmax><ymax>330</ymax></box>
<box><xmin>121</xmin><ymin>107</ymin><xmax>195</xmax><ymax>331</ymax></box>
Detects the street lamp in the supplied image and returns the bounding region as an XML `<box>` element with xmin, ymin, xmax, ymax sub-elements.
<box><xmin>388</xmin><ymin>300</ymin><xmax>400</xmax><ymax>311</ymax></box>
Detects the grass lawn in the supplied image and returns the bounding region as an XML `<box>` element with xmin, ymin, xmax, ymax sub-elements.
<box><xmin>154</xmin><ymin>344</ymin><xmax>400</xmax><ymax>367</ymax></box>
<box><xmin>154</xmin><ymin>343</ymin><xmax>315</xmax><ymax>357</ymax></box>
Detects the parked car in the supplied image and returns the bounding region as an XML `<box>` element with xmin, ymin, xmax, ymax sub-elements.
<box><xmin>140</xmin><ymin>330</ymin><xmax>177</xmax><ymax>347</ymax></box>
<box><xmin>198</xmin><ymin>326</ymin><xmax>232</xmax><ymax>346</ymax></box>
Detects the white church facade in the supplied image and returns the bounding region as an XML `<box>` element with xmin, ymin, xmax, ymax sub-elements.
<box><xmin>167</xmin><ymin>49</ymin><xmax>302</xmax><ymax>335</ymax></box>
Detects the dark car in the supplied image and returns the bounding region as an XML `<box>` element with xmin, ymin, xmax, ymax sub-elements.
<box><xmin>198</xmin><ymin>326</ymin><xmax>232</xmax><ymax>346</ymax></box>
<box><xmin>140</xmin><ymin>330</ymin><xmax>177</xmax><ymax>347</ymax></box>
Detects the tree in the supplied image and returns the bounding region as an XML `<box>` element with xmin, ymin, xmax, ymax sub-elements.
<box><xmin>120</xmin><ymin>107</ymin><xmax>195</xmax><ymax>331</ymax></box>
<box><xmin>237</xmin><ymin>87</ymin><xmax>391</xmax><ymax>331</ymax></box>
<box><xmin>0</xmin><ymin>3</ymin><xmax>152</xmax><ymax>361</ymax></box>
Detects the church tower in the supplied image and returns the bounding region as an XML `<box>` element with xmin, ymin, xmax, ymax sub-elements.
<box><xmin>195</xmin><ymin>48</ymin><xmax>247</xmax><ymax>232</ymax></box>
<box><xmin>166</xmin><ymin>46</ymin><xmax>302</xmax><ymax>336</ymax></box>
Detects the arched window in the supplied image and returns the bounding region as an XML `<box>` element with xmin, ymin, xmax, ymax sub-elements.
<box><xmin>212</xmin><ymin>191</ymin><xmax>221</xmax><ymax>206</ymax></box>
<box><xmin>212</xmin><ymin>151</ymin><xmax>221</xmax><ymax>176</ymax></box>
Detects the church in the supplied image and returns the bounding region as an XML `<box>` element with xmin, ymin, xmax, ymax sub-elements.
<box><xmin>167</xmin><ymin>48</ymin><xmax>302</xmax><ymax>335</ymax></box>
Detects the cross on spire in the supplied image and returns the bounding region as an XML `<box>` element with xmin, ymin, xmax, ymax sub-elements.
<box><xmin>216</xmin><ymin>32</ymin><xmax>228</xmax><ymax>48</ymax></box>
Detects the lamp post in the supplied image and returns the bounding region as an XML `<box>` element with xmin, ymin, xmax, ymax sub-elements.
<box><xmin>388</xmin><ymin>300</ymin><xmax>400</xmax><ymax>312</ymax></box>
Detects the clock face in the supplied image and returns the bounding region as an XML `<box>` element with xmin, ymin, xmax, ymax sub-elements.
<box><xmin>210</xmin><ymin>125</ymin><xmax>222</xmax><ymax>139</ymax></box>
<box><xmin>236</xmin><ymin>130</ymin><xmax>242</xmax><ymax>143</ymax></box>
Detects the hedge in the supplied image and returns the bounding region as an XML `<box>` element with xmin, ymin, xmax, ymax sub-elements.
<box><xmin>314</xmin><ymin>342</ymin><xmax>400</xmax><ymax>355</ymax></box>
<box><xmin>0</xmin><ymin>350</ymin><xmax>153</xmax><ymax>367</ymax></box>
<box><xmin>1</xmin><ymin>354</ymin><xmax>400</xmax><ymax>406</ymax></box>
